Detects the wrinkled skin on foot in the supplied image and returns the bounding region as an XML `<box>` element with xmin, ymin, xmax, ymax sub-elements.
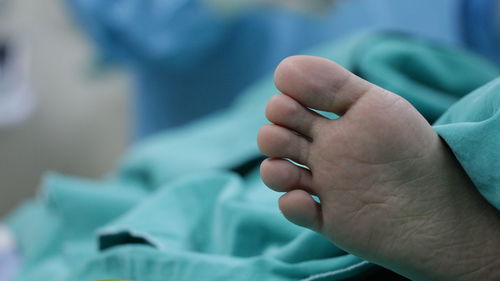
<box><xmin>258</xmin><ymin>56</ymin><xmax>500</xmax><ymax>281</ymax></box>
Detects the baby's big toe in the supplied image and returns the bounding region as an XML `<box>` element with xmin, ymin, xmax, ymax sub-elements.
<box><xmin>274</xmin><ymin>55</ymin><xmax>382</xmax><ymax>115</ymax></box>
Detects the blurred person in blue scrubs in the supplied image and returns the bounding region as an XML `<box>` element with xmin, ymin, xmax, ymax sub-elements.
<box><xmin>66</xmin><ymin>0</ymin><xmax>500</xmax><ymax>139</ymax></box>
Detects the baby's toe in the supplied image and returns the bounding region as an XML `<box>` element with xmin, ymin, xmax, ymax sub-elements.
<box><xmin>260</xmin><ymin>158</ymin><xmax>314</xmax><ymax>193</ymax></box>
<box><xmin>265</xmin><ymin>94</ymin><xmax>326</xmax><ymax>139</ymax></box>
<box><xmin>257</xmin><ymin>124</ymin><xmax>311</xmax><ymax>165</ymax></box>
<box><xmin>274</xmin><ymin>55</ymin><xmax>383</xmax><ymax>115</ymax></box>
<box><xmin>279</xmin><ymin>189</ymin><xmax>323</xmax><ymax>231</ymax></box>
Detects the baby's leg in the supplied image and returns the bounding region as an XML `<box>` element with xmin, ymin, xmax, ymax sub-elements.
<box><xmin>258</xmin><ymin>56</ymin><xmax>500</xmax><ymax>280</ymax></box>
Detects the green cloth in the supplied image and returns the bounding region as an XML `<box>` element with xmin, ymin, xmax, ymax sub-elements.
<box><xmin>4</xmin><ymin>32</ymin><xmax>500</xmax><ymax>281</ymax></box>
<box><xmin>434</xmin><ymin>81</ymin><xmax>500</xmax><ymax>209</ymax></box>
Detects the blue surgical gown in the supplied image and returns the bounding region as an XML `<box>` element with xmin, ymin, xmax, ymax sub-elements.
<box><xmin>66</xmin><ymin>0</ymin><xmax>499</xmax><ymax>138</ymax></box>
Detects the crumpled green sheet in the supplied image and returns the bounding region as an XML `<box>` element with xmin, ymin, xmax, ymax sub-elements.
<box><xmin>4</xmin><ymin>32</ymin><xmax>500</xmax><ymax>281</ymax></box>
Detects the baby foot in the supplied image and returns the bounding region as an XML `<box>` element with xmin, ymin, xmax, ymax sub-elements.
<box><xmin>258</xmin><ymin>56</ymin><xmax>500</xmax><ymax>280</ymax></box>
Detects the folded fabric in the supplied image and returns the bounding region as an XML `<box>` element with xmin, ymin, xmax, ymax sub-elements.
<box><xmin>434</xmin><ymin>80</ymin><xmax>500</xmax><ymax>209</ymax></box>
<box><xmin>4</xmin><ymin>32</ymin><xmax>499</xmax><ymax>280</ymax></box>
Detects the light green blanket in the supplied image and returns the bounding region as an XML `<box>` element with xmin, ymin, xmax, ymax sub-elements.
<box><xmin>4</xmin><ymin>32</ymin><xmax>500</xmax><ymax>281</ymax></box>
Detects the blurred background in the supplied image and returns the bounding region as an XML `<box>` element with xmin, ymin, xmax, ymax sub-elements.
<box><xmin>0</xmin><ymin>0</ymin><xmax>129</xmax><ymax>216</ymax></box>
